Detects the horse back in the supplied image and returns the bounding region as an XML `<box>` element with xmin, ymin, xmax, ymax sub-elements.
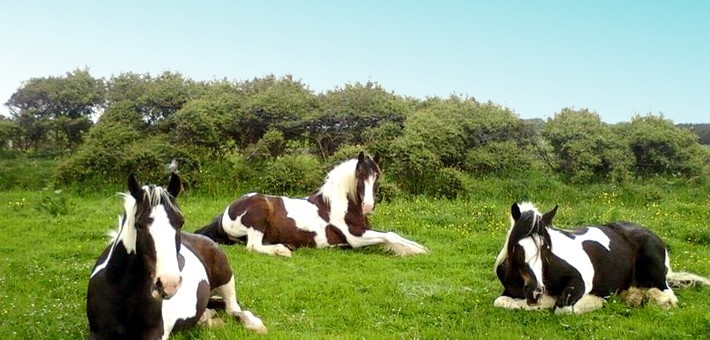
<box><xmin>181</xmin><ymin>232</ymin><xmax>234</xmax><ymax>289</ymax></box>
<box><xmin>602</xmin><ymin>221</ymin><xmax>669</xmax><ymax>288</ymax></box>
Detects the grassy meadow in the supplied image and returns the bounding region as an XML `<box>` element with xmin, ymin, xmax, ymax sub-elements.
<box><xmin>0</xmin><ymin>171</ymin><xmax>709</xmax><ymax>339</ymax></box>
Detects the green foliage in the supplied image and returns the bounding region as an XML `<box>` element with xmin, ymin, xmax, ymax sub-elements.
<box><xmin>37</xmin><ymin>189</ymin><xmax>71</xmax><ymax>216</ymax></box>
<box><xmin>5</xmin><ymin>68</ymin><xmax>104</xmax><ymax>151</ymax></box>
<box><xmin>311</xmin><ymin>82</ymin><xmax>410</xmax><ymax>157</ymax></box>
<box><xmin>431</xmin><ymin>167</ymin><xmax>474</xmax><ymax>198</ymax></box>
<box><xmin>107</xmin><ymin>71</ymin><xmax>196</xmax><ymax>127</ymax></box>
<box><xmin>622</xmin><ymin>115</ymin><xmax>706</xmax><ymax>178</ymax></box>
<box><xmin>259</xmin><ymin>154</ymin><xmax>324</xmax><ymax>195</ymax></box>
<box><xmin>0</xmin><ymin>152</ymin><xmax>56</xmax><ymax>190</ymax></box>
<box><xmin>544</xmin><ymin>108</ymin><xmax>633</xmax><ymax>183</ymax></box>
<box><xmin>4</xmin><ymin>71</ymin><xmax>708</xmax><ymax>192</ymax></box>
<box><xmin>234</xmin><ymin>75</ymin><xmax>318</xmax><ymax>146</ymax></box>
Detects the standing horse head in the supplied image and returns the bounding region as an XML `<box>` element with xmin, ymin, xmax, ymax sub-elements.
<box><xmin>503</xmin><ymin>202</ymin><xmax>558</xmax><ymax>306</ymax></box>
<box><xmin>122</xmin><ymin>173</ymin><xmax>185</xmax><ymax>300</ymax></box>
<box><xmin>320</xmin><ymin>151</ymin><xmax>381</xmax><ymax>215</ymax></box>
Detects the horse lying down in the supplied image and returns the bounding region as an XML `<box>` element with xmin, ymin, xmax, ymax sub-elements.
<box><xmin>195</xmin><ymin>152</ymin><xmax>428</xmax><ymax>257</ymax></box>
<box><xmin>493</xmin><ymin>202</ymin><xmax>709</xmax><ymax>314</ymax></box>
<box><xmin>87</xmin><ymin>174</ymin><xmax>266</xmax><ymax>339</ymax></box>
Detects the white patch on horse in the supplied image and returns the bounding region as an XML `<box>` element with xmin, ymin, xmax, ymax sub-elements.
<box><xmin>361</xmin><ymin>175</ymin><xmax>377</xmax><ymax>215</ymax></box>
<box><xmin>161</xmin><ymin>245</ymin><xmax>209</xmax><ymax>338</ymax></box>
<box><xmin>150</xmin><ymin>204</ymin><xmax>181</xmax><ymax>289</ymax></box>
<box><xmin>222</xmin><ymin>210</ymin><xmax>248</xmax><ymax>239</ymax></box>
<box><xmin>547</xmin><ymin>227</ymin><xmax>611</xmax><ymax>295</ymax></box>
<box><xmin>518</xmin><ymin>236</ymin><xmax>545</xmax><ymax>289</ymax></box>
<box><xmin>281</xmin><ymin>197</ymin><xmax>329</xmax><ymax>247</ymax></box>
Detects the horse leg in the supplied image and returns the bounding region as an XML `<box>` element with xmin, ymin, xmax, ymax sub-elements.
<box><xmin>494</xmin><ymin>295</ymin><xmax>556</xmax><ymax>310</ymax></box>
<box><xmin>645</xmin><ymin>287</ymin><xmax>678</xmax><ymax>309</ymax></box>
<box><xmin>213</xmin><ymin>275</ymin><xmax>267</xmax><ymax>334</ymax></box>
<box><xmin>620</xmin><ymin>287</ymin><xmax>647</xmax><ymax>307</ymax></box>
<box><xmin>553</xmin><ymin>277</ymin><xmax>596</xmax><ymax>314</ymax></box>
<box><xmin>555</xmin><ymin>294</ymin><xmax>606</xmax><ymax>314</ymax></box>
<box><xmin>245</xmin><ymin>228</ymin><xmax>292</xmax><ymax>257</ymax></box>
<box><xmin>347</xmin><ymin>229</ymin><xmax>428</xmax><ymax>256</ymax></box>
<box><xmin>197</xmin><ymin>308</ymin><xmax>224</xmax><ymax>327</ymax></box>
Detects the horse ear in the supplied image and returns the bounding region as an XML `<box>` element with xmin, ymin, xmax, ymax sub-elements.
<box><xmin>357</xmin><ymin>151</ymin><xmax>365</xmax><ymax>164</ymax></box>
<box><xmin>511</xmin><ymin>203</ymin><xmax>521</xmax><ymax>221</ymax></box>
<box><xmin>373</xmin><ymin>153</ymin><xmax>381</xmax><ymax>166</ymax></box>
<box><xmin>542</xmin><ymin>205</ymin><xmax>558</xmax><ymax>226</ymax></box>
<box><xmin>167</xmin><ymin>173</ymin><xmax>182</xmax><ymax>198</ymax></box>
<box><xmin>128</xmin><ymin>174</ymin><xmax>143</xmax><ymax>201</ymax></box>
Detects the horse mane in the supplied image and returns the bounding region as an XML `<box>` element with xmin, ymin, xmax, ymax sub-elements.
<box><xmin>493</xmin><ymin>202</ymin><xmax>542</xmax><ymax>273</ymax></box>
<box><xmin>317</xmin><ymin>159</ymin><xmax>359</xmax><ymax>206</ymax></box>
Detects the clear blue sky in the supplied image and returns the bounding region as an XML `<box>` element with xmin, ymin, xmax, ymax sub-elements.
<box><xmin>1</xmin><ymin>1</ymin><xmax>708</xmax><ymax>123</ymax></box>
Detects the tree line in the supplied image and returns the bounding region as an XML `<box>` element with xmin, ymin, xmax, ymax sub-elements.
<box><xmin>1</xmin><ymin>68</ymin><xmax>708</xmax><ymax>197</ymax></box>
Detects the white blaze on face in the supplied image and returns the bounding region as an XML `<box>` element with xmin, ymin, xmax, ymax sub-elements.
<box><xmin>361</xmin><ymin>175</ymin><xmax>376</xmax><ymax>215</ymax></box>
<box><xmin>150</xmin><ymin>204</ymin><xmax>181</xmax><ymax>298</ymax></box>
<box><xmin>518</xmin><ymin>236</ymin><xmax>545</xmax><ymax>291</ymax></box>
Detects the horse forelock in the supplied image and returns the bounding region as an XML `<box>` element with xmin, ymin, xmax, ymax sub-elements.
<box><xmin>143</xmin><ymin>185</ymin><xmax>183</xmax><ymax>218</ymax></box>
<box><xmin>494</xmin><ymin>202</ymin><xmax>543</xmax><ymax>272</ymax></box>
<box><xmin>111</xmin><ymin>186</ymin><xmax>182</xmax><ymax>254</ymax></box>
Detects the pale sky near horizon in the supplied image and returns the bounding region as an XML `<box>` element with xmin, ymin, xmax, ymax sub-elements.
<box><xmin>1</xmin><ymin>1</ymin><xmax>708</xmax><ymax>123</ymax></box>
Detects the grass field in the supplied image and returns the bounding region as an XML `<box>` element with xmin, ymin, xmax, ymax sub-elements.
<box><xmin>0</xmin><ymin>176</ymin><xmax>709</xmax><ymax>339</ymax></box>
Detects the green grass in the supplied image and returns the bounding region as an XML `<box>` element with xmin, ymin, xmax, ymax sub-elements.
<box><xmin>0</xmin><ymin>178</ymin><xmax>709</xmax><ymax>339</ymax></box>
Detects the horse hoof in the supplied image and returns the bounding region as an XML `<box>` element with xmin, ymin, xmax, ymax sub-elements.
<box><xmin>238</xmin><ymin>311</ymin><xmax>268</xmax><ymax>334</ymax></box>
<box><xmin>274</xmin><ymin>246</ymin><xmax>292</xmax><ymax>257</ymax></box>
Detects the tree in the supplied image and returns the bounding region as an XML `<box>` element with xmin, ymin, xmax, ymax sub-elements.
<box><xmin>106</xmin><ymin>71</ymin><xmax>195</xmax><ymax>128</ymax></box>
<box><xmin>310</xmin><ymin>81</ymin><xmax>410</xmax><ymax>157</ymax></box>
<box><xmin>5</xmin><ymin>68</ymin><xmax>105</xmax><ymax>151</ymax></box>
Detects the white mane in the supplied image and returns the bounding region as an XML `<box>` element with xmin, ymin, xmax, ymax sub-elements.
<box><xmin>493</xmin><ymin>202</ymin><xmax>542</xmax><ymax>273</ymax></box>
<box><xmin>318</xmin><ymin>159</ymin><xmax>358</xmax><ymax>205</ymax></box>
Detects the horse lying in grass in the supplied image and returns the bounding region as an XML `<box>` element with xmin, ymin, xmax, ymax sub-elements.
<box><xmin>87</xmin><ymin>174</ymin><xmax>266</xmax><ymax>339</ymax></box>
<box><xmin>195</xmin><ymin>152</ymin><xmax>428</xmax><ymax>257</ymax></box>
<box><xmin>493</xmin><ymin>202</ymin><xmax>709</xmax><ymax>314</ymax></box>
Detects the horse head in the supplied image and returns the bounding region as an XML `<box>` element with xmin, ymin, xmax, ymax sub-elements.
<box><xmin>506</xmin><ymin>202</ymin><xmax>557</xmax><ymax>306</ymax></box>
<box><xmin>355</xmin><ymin>151</ymin><xmax>381</xmax><ymax>215</ymax></box>
<box><xmin>126</xmin><ymin>173</ymin><xmax>184</xmax><ymax>300</ymax></box>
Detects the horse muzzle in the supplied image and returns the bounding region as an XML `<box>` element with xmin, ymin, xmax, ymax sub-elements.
<box><xmin>526</xmin><ymin>287</ymin><xmax>545</xmax><ymax>306</ymax></box>
<box><xmin>152</xmin><ymin>275</ymin><xmax>183</xmax><ymax>300</ymax></box>
<box><xmin>362</xmin><ymin>202</ymin><xmax>375</xmax><ymax>215</ymax></box>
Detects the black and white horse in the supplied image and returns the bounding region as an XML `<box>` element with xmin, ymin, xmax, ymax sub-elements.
<box><xmin>493</xmin><ymin>202</ymin><xmax>709</xmax><ymax>314</ymax></box>
<box><xmin>195</xmin><ymin>152</ymin><xmax>428</xmax><ymax>256</ymax></box>
<box><xmin>87</xmin><ymin>174</ymin><xmax>267</xmax><ymax>339</ymax></box>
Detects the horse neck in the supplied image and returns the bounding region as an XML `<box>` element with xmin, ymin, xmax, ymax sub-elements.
<box><xmin>104</xmin><ymin>241</ymin><xmax>153</xmax><ymax>286</ymax></box>
<box><xmin>308</xmin><ymin>191</ymin><xmax>367</xmax><ymax>225</ymax></box>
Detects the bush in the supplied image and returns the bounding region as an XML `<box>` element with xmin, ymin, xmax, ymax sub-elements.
<box><xmin>430</xmin><ymin>167</ymin><xmax>474</xmax><ymax>198</ymax></box>
<box><xmin>259</xmin><ymin>154</ymin><xmax>324</xmax><ymax>195</ymax></box>
<box><xmin>544</xmin><ymin>108</ymin><xmax>633</xmax><ymax>183</ymax></box>
<box><xmin>622</xmin><ymin>115</ymin><xmax>706</xmax><ymax>178</ymax></box>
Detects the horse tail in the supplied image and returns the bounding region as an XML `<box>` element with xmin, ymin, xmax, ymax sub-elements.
<box><xmin>664</xmin><ymin>249</ymin><xmax>710</xmax><ymax>288</ymax></box>
<box><xmin>666</xmin><ymin>271</ymin><xmax>710</xmax><ymax>288</ymax></box>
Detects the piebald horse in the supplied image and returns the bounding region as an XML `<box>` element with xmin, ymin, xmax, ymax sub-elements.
<box><xmin>493</xmin><ymin>202</ymin><xmax>709</xmax><ymax>314</ymax></box>
<box><xmin>87</xmin><ymin>174</ymin><xmax>267</xmax><ymax>339</ymax></box>
<box><xmin>195</xmin><ymin>152</ymin><xmax>428</xmax><ymax>257</ymax></box>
